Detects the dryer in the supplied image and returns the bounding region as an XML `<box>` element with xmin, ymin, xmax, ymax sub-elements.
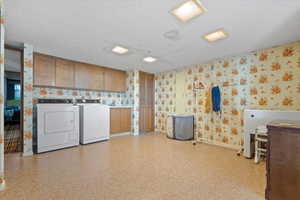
<box><xmin>36</xmin><ymin>104</ymin><xmax>79</xmax><ymax>153</ymax></box>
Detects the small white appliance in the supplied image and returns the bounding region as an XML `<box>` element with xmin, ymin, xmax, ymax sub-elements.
<box><xmin>79</xmin><ymin>104</ymin><xmax>110</xmax><ymax>144</ymax></box>
<box><xmin>244</xmin><ymin>109</ymin><xmax>300</xmax><ymax>158</ymax></box>
<box><xmin>37</xmin><ymin>104</ymin><xmax>79</xmax><ymax>153</ymax></box>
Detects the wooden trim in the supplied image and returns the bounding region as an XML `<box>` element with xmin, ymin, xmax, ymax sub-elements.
<box><xmin>33</xmin><ymin>53</ymin><xmax>36</xmax><ymax>86</ymax></box>
<box><xmin>5</xmin><ymin>44</ymin><xmax>23</xmax><ymax>52</ymax></box>
<box><xmin>20</xmin><ymin>49</ymin><xmax>24</xmax><ymax>153</ymax></box>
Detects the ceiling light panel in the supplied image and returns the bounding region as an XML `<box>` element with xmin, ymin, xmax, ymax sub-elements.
<box><xmin>171</xmin><ymin>0</ymin><xmax>207</xmax><ymax>23</ymax></box>
<box><xmin>112</xmin><ymin>46</ymin><xmax>129</xmax><ymax>54</ymax></box>
<box><xmin>143</xmin><ymin>57</ymin><xmax>157</xmax><ymax>63</ymax></box>
<box><xmin>204</xmin><ymin>29</ymin><xmax>228</xmax><ymax>42</ymax></box>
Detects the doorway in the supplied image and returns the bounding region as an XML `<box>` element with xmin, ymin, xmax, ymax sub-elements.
<box><xmin>4</xmin><ymin>47</ymin><xmax>23</xmax><ymax>153</ymax></box>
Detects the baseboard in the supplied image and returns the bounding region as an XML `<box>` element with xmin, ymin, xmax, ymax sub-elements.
<box><xmin>198</xmin><ymin>139</ymin><xmax>241</xmax><ymax>150</ymax></box>
<box><xmin>111</xmin><ymin>132</ymin><xmax>132</xmax><ymax>137</ymax></box>
<box><xmin>0</xmin><ymin>180</ymin><xmax>5</xmax><ymax>191</ymax></box>
<box><xmin>158</xmin><ymin>131</ymin><xmax>241</xmax><ymax>150</ymax></box>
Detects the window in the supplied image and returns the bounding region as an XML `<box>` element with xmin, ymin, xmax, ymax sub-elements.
<box><xmin>14</xmin><ymin>83</ymin><xmax>21</xmax><ymax>100</ymax></box>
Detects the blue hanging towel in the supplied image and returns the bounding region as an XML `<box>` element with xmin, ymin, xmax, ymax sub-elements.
<box><xmin>212</xmin><ymin>86</ymin><xmax>221</xmax><ymax>112</ymax></box>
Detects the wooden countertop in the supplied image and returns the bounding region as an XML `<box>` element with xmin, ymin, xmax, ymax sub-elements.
<box><xmin>267</xmin><ymin>120</ymin><xmax>300</xmax><ymax>130</ymax></box>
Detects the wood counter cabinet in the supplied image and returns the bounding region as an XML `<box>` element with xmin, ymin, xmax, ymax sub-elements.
<box><xmin>266</xmin><ymin>121</ymin><xmax>300</xmax><ymax>200</ymax></box>
<box><xmin>110</xmin><ymin>108</ymin><xmax>131</xmax><ymax>134</ymax></box>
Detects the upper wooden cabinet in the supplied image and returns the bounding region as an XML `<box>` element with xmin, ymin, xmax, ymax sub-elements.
<box><xmin>74</xmin><ymin>62</ymin><xmax>91</xmax><ymax>89</ymax></box>
<box><xmin>88</xmin><ymin>65</ymin><xmax>105</xmax><ymax>91</ymax></box>
<box><xmin>104</xmin><ymin>69</ymin><xmax>126</xmax><ymax>92</ymax></box>
<box><xmin>55</xmin><ymin>58</ymin><xmax>75</xmax><ymax>88</ymax></box>
<box><xmin>104</xmin><ymin>68</ymin><xmax>115</xmax><ymax>92</ymax></box>
<box><xmin>33</xmin><ymin>53</ymin><xmax>127</xmax><ymax>92</ymax></box>
<box><xmin>34</xmin><ymin>54</ymin><xmax>56</xmax><ymax>86</ymax></box>
<box><xmin>74</xmin><ymin>63</ymin><xmax>105</xmax><ymax>90</ymax></box>
<box><xmin>115</xmin><ymin>70</ymin><xmax>127</xmax><ymax>92</ymax></box>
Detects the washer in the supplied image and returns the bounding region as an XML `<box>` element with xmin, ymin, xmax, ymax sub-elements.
<box><xmin>79</xmin><ymin>104</ymin><xmax>110</xmax><ymax>144</ymax></box>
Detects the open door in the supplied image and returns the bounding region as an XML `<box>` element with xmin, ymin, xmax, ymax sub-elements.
<box><xmin>4</xmin><ymin>47</ymin><xmax>23</xmax><ymax>153</ymax></box>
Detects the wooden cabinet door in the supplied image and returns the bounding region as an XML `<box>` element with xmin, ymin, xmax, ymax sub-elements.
<box><xmin>110</xmin><ymin>108</ymin><xmax>121</xmax><ymax>134</ymax></box>
<box><xmin>110</xmin><ymin>108</ymin><xmax>132</xmax><ymax>134</ymax></box>
<box><xmin>139</xmin><ymin>107</ymin><xmax>145</xmax><ymax>132</ymax></box>
<box><xmin>115</xmin><ymin>70</ymin><xmax>127</xmax><ymax>92</ymax></box>
<box><xmin>146</xmin><ymin>75</ymin><xmax>154</xmax><ymax>106</ymax></box>
<box><xmin>74</xmin><ymin>62</ymin><xmax>90</xmax><ymax>89</ymax></box>
<box><xmin>104</xmin><ymin>68</ymin><xmax>115</xmax><ymax>92</ymax></box>
<box><xmin>88</xmin><ymin>65</ymin><xmax>105</xmax><ymax>91</ymax></box>
<box><xmin>120</xmin><ymin>108</ymin><xmax>131</xmax><ymax>132</ymax></box>
<box><xmin>104</xmin><ymin>69</ymin><xmax>126</xmax><ymax>92</ymax></box>
<box><xmin>139</xmin><ymin>72</ymin><xmax>154</xmax><ymax>132</ymax></box>
<box><xmin>139</xmin><ymin>73</ymin><xmax>146</xmax><ymax>105</ymax></box>
<box><xmin>34</xmin><ymin>53</ymin><xmax>56</xmax><ymax>86</ymax></box>
<box><xmin>75</xmin><ymin>63</ymin><xmax>105</xmax><ymax>91</ymax></box>
<box><xmin>139</xmin><ymin>107</ymin><xmax>153</xmax><ymax>132</ymax></box>
<box><xmin>55</xmin><ymin>58</ymin><xmax>75</xmax><ymax>88</ymax></box>
<box><xmin>145</xmin><ymin>107</ymin><xmax>154</xmax><ymax>131</ymax></box>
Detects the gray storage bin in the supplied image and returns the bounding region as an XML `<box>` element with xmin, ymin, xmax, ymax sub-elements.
<box><xmin>167</xmin><ymin>114</ymin><xmax>194</xmax><ymax>140</ymax></box>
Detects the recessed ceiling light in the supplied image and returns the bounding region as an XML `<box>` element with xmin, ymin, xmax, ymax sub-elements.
<box><xmin>171</xmin><ymin>0</ymin><xmax>207</xmax><ymax>23</ymax></box>
<box><xmin>143</xmin><ymin>57</ymin><xmax>157</xmax><ymax>63</ymax></box>
<box><xmin>203</xmin><ymin>29</ymin><xmax>228</xmax><ymax>42</ymax></box>
<box><xmin>112</xmin><ymin>46</ymin><xmax>129</xmax><ymax>54</ymax></box>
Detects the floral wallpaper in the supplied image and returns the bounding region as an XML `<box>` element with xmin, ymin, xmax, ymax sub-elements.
<box><xmin>33</xmin><ymin>88</ymin><xmax>127</xmax><ymax>105</ymax></box>
<box><xmin>155</xmin><ymin>71</ymin><xmax>176</xmax><ymax>132</ymax></box>
<box><xmin>0</xmin><ymin>0</ymin><xmax>5</xmax><ymax>189</ymax></box>
<box><xmin>132</xmin><ymin>70</ymin><xmax>140</xmax><ymax>135</ymax></box>
<box><xmin>126</xmin><ymin>70</ymin><xmax>139</xmax><ymax>134</ymax></box>
<box><xmin>23</xmin><ymin>44</ymin><xmax>34</xmax><ymax>156</ymax></box>
<box><xmin>155</xmin><ymin>41</ymin><xmax>300</xmax><ymax>149</ymax></box>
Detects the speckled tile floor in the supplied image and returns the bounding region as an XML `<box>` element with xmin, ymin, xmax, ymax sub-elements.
<box><xmin>0</xmin><ymin>133</ymin><xmax>265</xmax><ymax>200</ymax></box>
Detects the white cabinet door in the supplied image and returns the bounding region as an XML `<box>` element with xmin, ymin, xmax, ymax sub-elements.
<box><xmin>37</xmin><ymin>104</ymin><xmax>79</xmax><ymax>153</ymax></box>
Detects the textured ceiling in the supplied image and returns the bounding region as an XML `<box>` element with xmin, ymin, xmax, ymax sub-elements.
<box><xmin>4</xmin><ymin>0</ymin><xmax>300</xmax><ymax>73</ymax></box>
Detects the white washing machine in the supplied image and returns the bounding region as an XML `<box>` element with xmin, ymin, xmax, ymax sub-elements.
<box><xmin>79</xmin><ymin>104</ymin><xmax>110</xmax><ymax>144</ymax></box>
<box><xmin>36</xmin><ymin>104</ymin><xmax>80</xmax><ymax>153</ymax></box>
